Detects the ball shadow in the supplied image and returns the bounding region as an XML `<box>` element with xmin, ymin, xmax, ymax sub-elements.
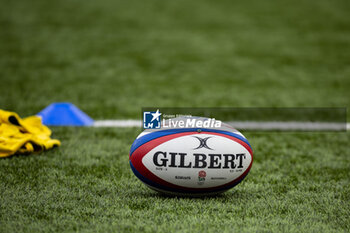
<box><xmin>129</xmin><ymin>188</ymin><xmax>256</xmax><ymax>202</ymax></box>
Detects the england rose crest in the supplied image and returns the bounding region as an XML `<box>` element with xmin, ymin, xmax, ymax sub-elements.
<box><xmin>198</xmin><ymin>170</ymin><xmax>206</xmax><ymax>185</ymax></box>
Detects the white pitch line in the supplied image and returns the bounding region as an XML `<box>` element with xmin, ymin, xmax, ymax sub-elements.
<box><xmin>93</xmin><ymin>120</ymin><xmax>141</xmax><ymax>127</ymax></box>
<box><xmin>226</xmin><ymin>121</ymin><xmax>348</xmax><ymax>131</ymax></box>
<box><xmin>93</xmin><ymin>120</ymin><xmax>349</xmax><ymax>131</ymax></box>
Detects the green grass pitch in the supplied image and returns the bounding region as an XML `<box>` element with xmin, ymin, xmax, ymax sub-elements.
<box><xmin>1</xmin><ymin>129</ymin><xmax>349</xmax><ymax>232</ymax></box>
<box><xmin>0</xmin><ymin>0</ymin><xmax>349</xmax><ymax>232</ymax></box>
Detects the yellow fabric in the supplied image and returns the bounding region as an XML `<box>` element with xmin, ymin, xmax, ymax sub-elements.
<box><xmin>0</xmin><ymin>109</ymin><xmax>61</xmax><ymax>158</ymax></box>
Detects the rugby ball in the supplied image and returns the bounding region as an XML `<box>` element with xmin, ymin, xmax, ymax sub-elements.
<box><xmin>129</xmin><ymin>117</ymin><xmax>253</xmax><ymax>196</ymax></box>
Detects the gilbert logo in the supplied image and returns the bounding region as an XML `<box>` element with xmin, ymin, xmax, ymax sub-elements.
<box><xmin>193</xmin><ymin>136</ymin><xmax>213</xmax><ymax>150</ymax></box>
<box><xmin>143</xmin><ymin>110</ymin><xmax>162</xmax><ymax>129</ymax></box>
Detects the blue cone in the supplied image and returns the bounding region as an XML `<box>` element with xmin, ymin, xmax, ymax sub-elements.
<box><xmin>37</xmin><ymin>102</ymin><xmax>94</xmax><ymax>126</ymax></box>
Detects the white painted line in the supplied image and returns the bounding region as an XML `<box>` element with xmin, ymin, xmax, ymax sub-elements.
<box><xmin>93</xmin><ymin>120</ymin><xmax>349</xmax><ymax>131</ymax></box>
<box><xmin>226</xmin><ymin>121</ymin><xmax>348</xmax><ymax>131</ymax></box>
<box><xmin>93</xmin><ymin>120</ymin><xmax>141</xmax><ymax>127</ymax></box>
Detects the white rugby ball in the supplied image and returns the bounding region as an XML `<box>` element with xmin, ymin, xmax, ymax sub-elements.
<box><xmin>129</xmin><ymin>117</ymin><xmax>253</xmax><ymax>196</ymax></box>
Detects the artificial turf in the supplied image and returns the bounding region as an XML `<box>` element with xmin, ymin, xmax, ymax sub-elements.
<box><xmin>0</xmin><ymin>0</ymin><xmax>349</xmax><ymax>118</ymax></box>
<box><xmin>1</xmin><ymin>0</ymin><xmax>350</xmax><ymax>232</ymax></box>
<box><xmin>0</xmin><ymin>128</ymin><xmax>349</xmax><ymax>232</ymax></box>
